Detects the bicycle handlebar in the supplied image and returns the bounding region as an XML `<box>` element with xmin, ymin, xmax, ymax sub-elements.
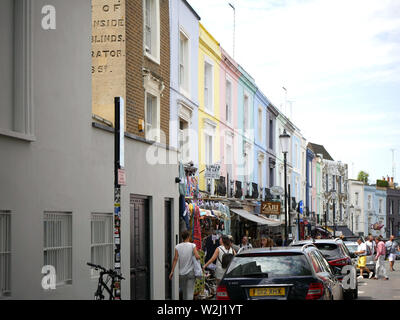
<box><xmin>87</xmin><ymin>262</ymin><xmax>125</xmax><ymax>280</ymax></box>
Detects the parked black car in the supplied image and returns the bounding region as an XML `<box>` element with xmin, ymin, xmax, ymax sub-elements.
<box><xmin>216</xmin><ymin>246</ymin><xmax>344</xmax><ymax>300</ymax></box>
<box><xmin>290</xmin><ymin>239</ymin><xmax>357</xmax><ymax>300</ymax></box>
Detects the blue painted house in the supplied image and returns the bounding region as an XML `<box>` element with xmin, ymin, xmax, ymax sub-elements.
<box><xmin>169</xmin><ymin>0</ymin><xmax>200</xmax><ymax>167</ymax></box>
<box><xmin>253</xmin><ymin>88</ymin><xmax>269</xmax><ymax>199</ymax></box>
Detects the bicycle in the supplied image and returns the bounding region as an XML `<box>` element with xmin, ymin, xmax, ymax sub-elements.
<box><xmin>87</xmin><ymin>262</ymin><xmax>125</xmax><ymax>300</ymax></box>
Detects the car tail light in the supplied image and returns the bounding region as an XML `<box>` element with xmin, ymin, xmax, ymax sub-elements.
<box><xmin>216</xmin><ymin>285</ymin><xmax>230</xmax><ymax>300</ymax></box>
<box><xmin>305</xmin><ymin>282</ymin><xmax>324</xmax><ymax>300</ymax></box>
<box><xmin>329</xmin><ymin>257</ymin><xmax>351</xmax><ymax>266</ymax></box>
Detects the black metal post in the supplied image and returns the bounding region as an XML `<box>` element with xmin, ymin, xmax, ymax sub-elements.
<box><xmin>284</xmin><ymin>153</ymin><xmax>288</xmax><ymax>245</ymax></box>
<box><xmin>297</xmin><ymin>206</ymin><xmax>301</xmax><ymax>241</ymax></box>
<box><xmin>113</xmin><ymin>97</ymin><xmax>122</xmax><ymax>300</ymax></box>
<box><xmin>333</xmin><ymin>200</ymin><xmax>336</xmax><ymax>237</ymax></box>
<box><xmin>325</xmin><ymin>205</ymin><xmax>328</xmax><ymax>231</ymax></box>
<box><xmin>288</xmin><ymin>184</ymin><xmax>291</xmax><ymax>241</ymax></box>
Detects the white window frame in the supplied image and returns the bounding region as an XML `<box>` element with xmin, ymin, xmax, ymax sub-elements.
<box><xmin>258</xmin><ymin>106</ymin><xmax>263</xmax><ymax>143</ymax></box>
<box><xmin>43</xmin><ymin>212</ymin><xmax>73</xmax><ymax>286</ymax></box>
<box><xmin>0</xmin><ymin>211</ymin><xmax>11</xmax><ymax>297</ymax></box>
<box><xmin>225</xmin><ymin>77</ymin><xmax>233</xmax><ymax>125</ymax></box>
<box><xmin>179</xmin><ymin>28</ymin><xmax>190</xmax><ymax>97</ymax></box>
<box><xmin>90</xmin><ymin>213</ymin><xmax>114</xmax><ymax>278</ymax></box>
<box><xmin>243</xmin><ymin>93</ymin><xmax>250</xmax><ymax>136</ymax></box>
<box><xmin>0</xmin><ymin>0</ymin><xmax>34</xmax><ymax>142</ymax></box>
<box><xmin>143</xmin><ymin>74</ymin><xmax>161</xmax><ymax>143</ymax></box>
<box><xmin>143</xmin><ymin>0</ymin><xmax>160</xmax><ymax>64</ymax></box>
<box><xmin>204</xmin><ymin>58</ymin><xmax>214</xmax><ymax>114</ymax></box>
<box><xmin>204</xmin><ymin>120</ymin><xmax>216</xmax><ymax>194</ymax></box>
<box><xmin>225</xmin><ymin>133</ymin><xmax>234</xmax><ymax>178</ymax></box>
<box><xmin>178</xmin><ymin>102</ymin><xmax>193</xmax><ymax>162</ymax></box>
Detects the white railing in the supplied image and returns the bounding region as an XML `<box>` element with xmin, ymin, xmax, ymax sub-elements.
<box><xmin>43</xmin><ymin>212</ymin><xmax>72</xmax><ymax>285</ymax></box>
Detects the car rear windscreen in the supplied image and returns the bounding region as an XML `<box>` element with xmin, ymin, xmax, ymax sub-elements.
<box><xmin>225</xmin><ymin>253</ymin><xmax>312</xmax><ymax>278</ymax></box>
<box><xmin>345</xmin><ymin>244</ymin><xmax>357</xmax><ymax>254</ymax></box>
<box><xmin>314</xmin><ymin>243</ymin><xmax>340</xmax><ymax>258</ymax></box>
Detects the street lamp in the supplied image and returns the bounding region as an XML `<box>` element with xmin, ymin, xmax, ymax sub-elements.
<box><xmin>279</xmin><ymin>129</ymin><xmax>290</xmax><ymax>245</ymax></box>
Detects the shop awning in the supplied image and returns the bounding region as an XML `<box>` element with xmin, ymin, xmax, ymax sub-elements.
<box><xmin>231</xmin><ymin>209</ymin><xmax>282</xmax><ymax>226</ymax></box>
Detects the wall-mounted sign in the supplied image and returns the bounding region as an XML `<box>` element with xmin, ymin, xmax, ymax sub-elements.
<box><xmin>205</xmin><ymin>163</ymin><xmax>221</xmax><ymax>179</ymax></box>
<box><xmin>118</xmin><ymin>168</ymin><xmax>126</xmax><ymax>186</ymax></box>
<box><xmin>270</xmin><ymin>186</ymin><xmax>284</xmax><ymax>196</ymax></box>
<box><xmin>261</xmin><ymin>201</ymin><xmax>281</xmax><ymax>215</ymax></box>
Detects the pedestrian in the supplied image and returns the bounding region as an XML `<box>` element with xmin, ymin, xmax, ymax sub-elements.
<box><xmin>275</xmin><ymin>234</ymin><xmax>283</xmax><ymax>246</ymax></box>
<box><xmin>237</xmin><ymin>236</ymin><xmax>252</xmax><ymax>254</ymax></box>
<box><xmin>385</xmin><ymin>235</ymin><xmax>399</xmax><ymax>272</ymax></box>
<box><xmin>366</xmin><ymin>235</ymin><xmax>376</xmax><ymax>257</ymax></box>
<box><xmin>260</xmin><ymin>235</ymin><xmax>274</xmax><ymax>248</ymax></box>
<box><xmin>169</xmin><ymin>230</ymin><xmax>201</xmax><ymax>300</ymax></box>
<box><xmin>355</xmin><ymin>238</ymin><xmax>374</xmax><ymax>279</ymax></box>
<box><xmin>373</xmin><ymin>236</ymin><xmax>389</xmax><ymax>280</ymax></box>
<box><xmin>203</xmin><ymin>235</ymin><xmax>236</xmax><ymax>286</ymax></box>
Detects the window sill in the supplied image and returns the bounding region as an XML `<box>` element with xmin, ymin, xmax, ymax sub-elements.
<box><xmin>144</xmin><ymin>51</ymin><xmax>160</xmax><ymax>65</ymax></box>
<box><xmin>0</xmin><ymin>128</ymin><xmax>36</xmax><ymax>142</ymax></box>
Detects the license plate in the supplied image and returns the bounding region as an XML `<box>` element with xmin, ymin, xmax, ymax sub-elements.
<box><xmin>249</xmin><ymin>287</ymin><xmax>285</xmax><ymax>297</ymax></box>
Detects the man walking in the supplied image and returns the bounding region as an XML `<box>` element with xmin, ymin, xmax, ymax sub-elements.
<box><xmin>237</xmin><ymin>236</ymin><xmax>252</xmax><ymax>254</ymax></box>
<box><xmin>385</xmin><ymin>235</ymin><xmax>399</xmax><ymax>272</ymax></box>
<box><xmin>355</xmin><ymin>238</ymin><xmax>374</xmax><ymax>280</ymax></box>
<box><xmin>374</xmin><ymin>236</ymin><xmax>389</xmax><ymax>280</ymax></box>
<box><xmin>366</xmin><ymin>235</ymin><xmax>376</xmax><ymax>256</ymax></box>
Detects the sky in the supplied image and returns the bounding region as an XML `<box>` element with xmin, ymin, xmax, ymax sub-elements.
<box><xmin>187</xmin><ymin>0</ymin><xmax>400</xmax><ymax>183</ymax></box>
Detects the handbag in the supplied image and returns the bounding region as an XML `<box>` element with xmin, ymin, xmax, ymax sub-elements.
<box><xmin>192</xmin><ymin>255</ymin><xmax>203</xmax><ymax>279</ymax></box>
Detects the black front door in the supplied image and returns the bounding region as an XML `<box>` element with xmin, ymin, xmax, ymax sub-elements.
<box><xmin>130</xmin><ymin>195</ymin><xmax>150</xmax><ymax>300</ymax></box>
<box><xmin>164</xmin><ymin>199</ymin><xmax>173</xmax><ymax>299</ymax></box>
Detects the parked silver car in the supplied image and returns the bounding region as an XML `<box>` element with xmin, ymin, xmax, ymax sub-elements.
<box><xmin>343</xmin><ymin>241</ymin><xmax>375</xmax><ymax>275</ymax></box>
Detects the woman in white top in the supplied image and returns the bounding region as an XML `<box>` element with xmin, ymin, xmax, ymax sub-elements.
<box><xmin>203</xmin><ymin>235</ymin><xmax>236</xmax><ymax>285</ymax></box>
<box><xmin>169</xmin><ymin>230</ymin><xmax>200</xmax><ymax>300</ymax></box>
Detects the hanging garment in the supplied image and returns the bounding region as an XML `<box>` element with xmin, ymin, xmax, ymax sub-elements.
<box><xmin>193</xmin><ymin>205</ymin><xmax>202</xmax><ymax>250</ymax></box>
<box><xmin>182</xmin><ymin>203</ymin><xmax>190</xmax><ymax>230</ymax></box>
<box><xmin>224</xmin><ymin>205</ymin><xmax>231</xmax><ymax>236</ymax></box>
<box><xmin>204</xmin><ymin>234</ymin><xmax>220</xmax><ymax>263</ymax></box>
<box><xmin>179</xmin><ymin>162</ymin><xmax>186</xmax><ymax>196</ymax></box>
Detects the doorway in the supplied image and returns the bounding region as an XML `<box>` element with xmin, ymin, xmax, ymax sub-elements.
<box><xmin>130</xmin><ymin>195</ymin><xmax>150</xmax><ymax>300</ymax></box>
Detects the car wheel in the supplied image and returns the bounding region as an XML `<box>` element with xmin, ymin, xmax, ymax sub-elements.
<box><xmin>344</xmin><ymin>290</ymin><xmax>353</xmax><ymax>300</ymax></box>
<box><xmin>353</xmin><ymin>287</ymin><xmax>358</xmax><ymax>300</ymax></box>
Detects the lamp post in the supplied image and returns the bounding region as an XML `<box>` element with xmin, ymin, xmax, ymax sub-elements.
<box><xmin>349</xmin><ymin>204</ymin><xmax>354</xmax><ymax>234</ymax></box>
<box><xmin>279</xmin><ymin>129</ymin><xmax>290</xmax><ymax>245</ymax></box>
<box><xmin>331</xmin><ymin>190</ymin><xmax>337</xmax><ymax>237</ymax></box>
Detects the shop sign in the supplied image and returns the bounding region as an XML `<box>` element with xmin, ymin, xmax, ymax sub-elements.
<box><xmin>261</xmin><ymin>201</ymin><xmax>281</xmax><ymax>215</ymax></box>
<box><xmin>205</xmin><ymin>163</ymin><xmax>221</xmax><ymax>179</ymax></box>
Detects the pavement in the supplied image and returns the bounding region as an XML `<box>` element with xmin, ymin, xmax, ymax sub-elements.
<box><xmin>357</xmin><ymin>260</ymin><xmax>400</xmax><ymax>300</ymax></box>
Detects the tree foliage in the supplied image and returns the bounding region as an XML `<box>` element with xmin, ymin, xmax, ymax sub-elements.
<box><xmin>357</xmin><ymin>171</ymin><xmax>369</xmax><ymax>184</ymax></box>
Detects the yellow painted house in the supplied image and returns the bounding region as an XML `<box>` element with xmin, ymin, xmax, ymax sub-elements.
<box><xmin>198</xmin><ymin>23</ymin><xmax>222</xmax><ymax>194</ymax></box>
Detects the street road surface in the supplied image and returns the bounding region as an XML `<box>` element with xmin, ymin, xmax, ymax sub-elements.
<box><xmin>358</xmin><ymin>261</ymin><xmax>400</xmax><ymax>300</ymax></box>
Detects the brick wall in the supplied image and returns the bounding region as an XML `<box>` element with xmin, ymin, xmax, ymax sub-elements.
<box><xmin>125</xmin><ymin>0</ymin><xmax>170</xmax><ymax>145</ymax></box>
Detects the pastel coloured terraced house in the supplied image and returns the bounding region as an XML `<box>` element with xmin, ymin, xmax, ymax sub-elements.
<box><xmin>198</xmin><ymin>23</ymin><xmax>222</xmax><ymax>194</ymax></box>
<box><xmin>219</xmin><ymin>47</ymin><xmax>241</xmax><ymax>196</ymax></box>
